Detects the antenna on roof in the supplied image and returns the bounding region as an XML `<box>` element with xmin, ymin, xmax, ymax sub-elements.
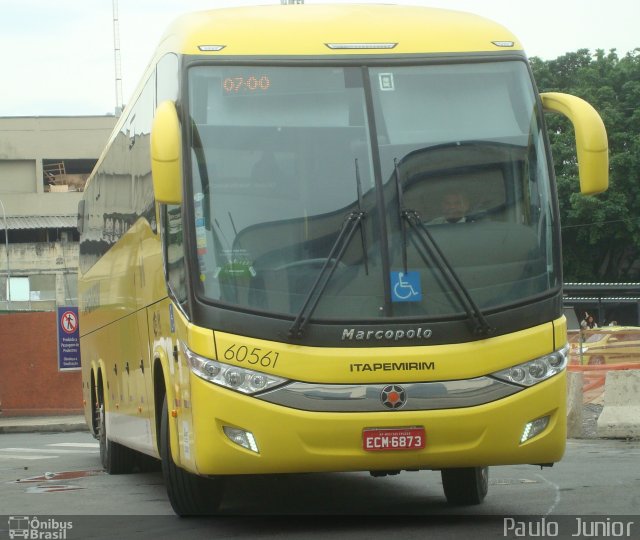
<box><xmin>112</xmin><ymin>0</ymin><xmax>124</xmax><ymax>116</ymax></box>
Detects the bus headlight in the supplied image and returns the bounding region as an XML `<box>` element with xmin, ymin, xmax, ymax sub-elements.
<box><xmin>491</xmin><ymin>344</ymin><xmax>569</xmax><ymax>387</ymax></box>
<box><xmin>182</xmin><ymin>343</ymin><xmax>288</xmax><ymax>395</ymax></box>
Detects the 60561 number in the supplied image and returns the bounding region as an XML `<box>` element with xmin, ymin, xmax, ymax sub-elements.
<box><xmin>223</xmin><ymin>344</ymin><xmax>279</xmax><ymax>369</ymax></box>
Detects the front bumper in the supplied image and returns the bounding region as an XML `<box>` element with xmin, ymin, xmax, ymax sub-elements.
<box><xmin>177</xmin><ymin>371</ymin><xmax>566</xmax><ymax>476</ymax></box>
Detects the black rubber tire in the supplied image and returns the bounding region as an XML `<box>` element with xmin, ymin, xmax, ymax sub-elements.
<box><xmin>135</xmin><ymin>452</ymin><xmax>162</xmax><ymax>473</ymax></box>
<box><xmin>160</xmin><ymin>395</ymin><xmax>224</xmax><ymax>516</ymax></box>
<box><xmin>98</xmin><ymin>403</ymin><xmax>137</xmax><ymax>474</ymax></box>
<box><xmin>441</xmin><ymin>466</ymin><xmax>489</xmax><ymax>505</ymax></box>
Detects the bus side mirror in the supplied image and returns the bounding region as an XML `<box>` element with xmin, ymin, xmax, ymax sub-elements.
<box><xmin>541</xmin><ymin>92</ymin><xmax>608</xmax><ymax>195</ymax></box>
<box><xmin>151</xmin><ymin>100</ymin><xmax>183</xmax><ymax>204</ymax></box>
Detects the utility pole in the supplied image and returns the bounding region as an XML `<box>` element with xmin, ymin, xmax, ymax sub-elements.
<box><xmin>113</xmin><ymin>0</ymin><xmax>123</xmax><ymax>116</ymax></box>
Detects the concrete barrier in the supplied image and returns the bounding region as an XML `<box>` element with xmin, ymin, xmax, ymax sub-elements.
<box><xmin>566</xmin><ymin>371</ymin><xmax>584</xmax><ymax>438</ymax></box>
<box><xmin>596</xmin><ymin>370</ymin><xmax>640</xmax><ymax>439</ymax></box>
<box><xmin>567</xmin><ymin>361</ymin><xmax>640</xmax><ymax>405</ymax></box>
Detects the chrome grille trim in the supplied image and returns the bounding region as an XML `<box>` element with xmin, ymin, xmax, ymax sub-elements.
<box><xmin>257</xmin><ymin>377</ymin><xmax>521</xmax><ymax>412</ymax></box>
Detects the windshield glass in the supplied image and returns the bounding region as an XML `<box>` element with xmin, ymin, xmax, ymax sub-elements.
<box><xmin>186</xmin><ymin>61</ymin><xmax>557</xmax><ymax>322</ymax></box>
<box><xmin>188</xmin><ymin>66</ymin><xmax>385</xmax><ymax>319</ymax></box>
<box><xmin>372</xmin><ymin>62</ymin><xmax>557</xmax><ymax>316</ymax></box>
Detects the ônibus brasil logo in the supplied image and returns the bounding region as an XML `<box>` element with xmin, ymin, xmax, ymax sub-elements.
<box><xmin>7</xmin><ymin>516</ymin><xmax>73</xmax><ymax>539</ymax></box>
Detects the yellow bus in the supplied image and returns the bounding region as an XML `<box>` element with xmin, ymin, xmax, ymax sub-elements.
<box><xmin>78</xmin><ymin>4</ymin><xmax>608</xmax><ymax>515</ymax></box>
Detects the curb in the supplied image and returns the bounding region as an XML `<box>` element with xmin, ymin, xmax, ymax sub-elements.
<box><xmin>0</xmin><ymin>423</ymin><xmax>89</xmax><ymax>435</ymax></box>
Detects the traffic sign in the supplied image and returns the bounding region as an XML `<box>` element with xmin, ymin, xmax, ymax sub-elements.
<box><xmin>57</xmin><ymin>306</ymin><xmax>81</xmax><ymax>370</ymax></box>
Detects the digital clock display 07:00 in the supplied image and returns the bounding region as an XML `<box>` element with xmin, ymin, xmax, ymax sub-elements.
<box><xmin>223</xmin><ymin>75</ymin><xmax>271</xmax><ymax>93</ymax></box>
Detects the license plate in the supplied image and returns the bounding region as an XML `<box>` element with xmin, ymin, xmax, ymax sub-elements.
<box><xmin>362</xmin><ymin>426</ymin><xmax>426</xmax><ymax>452</ymax></box>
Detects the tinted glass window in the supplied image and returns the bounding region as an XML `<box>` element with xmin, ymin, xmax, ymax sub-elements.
<box><xmin>185</xmin><ymin>62</ymin><xmax>558</xmax><ymax>323</ymax></box>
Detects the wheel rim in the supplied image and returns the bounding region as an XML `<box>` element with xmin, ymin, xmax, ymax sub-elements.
<box><xmin>479</xmin><ymin>466</ymin><xmax>489</xmax><ymax>494</ymax></box>
<box><xmin>98</xmin><ymin>404</ymin><xmax>108</xmax><ymax>467</ymax></box>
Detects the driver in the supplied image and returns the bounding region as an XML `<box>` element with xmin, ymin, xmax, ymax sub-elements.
<box><xmin>429</xmin><ymin>190</ymin><xmax>471</xmax><ymax>224</ymax></box>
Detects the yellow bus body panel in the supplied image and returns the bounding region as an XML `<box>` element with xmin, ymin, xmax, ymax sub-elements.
<box><xmin>211</xmin><ymin>323</ymin><xmax>554</xmax><ymax>384</ymax></box>
<box><xmin>158</xmin><ymin>5</ymin><xmax>522</xmax><ymax>58</ymax></box>
<box><xmin>78</xmin><ymin>220</ymin><xmax>164</xmax><ymax>335</ymax></box>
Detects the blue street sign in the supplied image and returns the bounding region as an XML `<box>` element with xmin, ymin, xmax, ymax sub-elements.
<box><xmin>390</xmin><ymin>271</ymin><xmax>422</xmax><ymax>302</ymax></box>
<box><xmin>57</xmin><ymin>307</ymin><xmax>81</xmax><ymax>371</ymax></box>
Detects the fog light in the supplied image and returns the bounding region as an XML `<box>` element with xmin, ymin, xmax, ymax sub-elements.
<box><xmin>520</xmin><ymin>416</ymin><xmax>550</xmax><ymax>443</ymax></box>
<box><xmin>223</xmin><ymin>426</ymin><xmax>259</xmax><ymax>453</ymax></box>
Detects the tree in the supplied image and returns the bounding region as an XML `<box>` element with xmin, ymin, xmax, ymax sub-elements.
<box><xmin>531</xmin><ymin>48</ymin><xmax>640</xmax><ymax>282</ymax></box>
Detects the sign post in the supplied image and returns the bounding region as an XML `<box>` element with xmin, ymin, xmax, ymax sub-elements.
<box><xmin>57</xmin><ymin>306</ymin><xmax>81</xmax><ymax>371</ymax></box>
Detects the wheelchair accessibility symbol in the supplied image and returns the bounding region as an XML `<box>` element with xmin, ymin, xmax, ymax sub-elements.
<box><xmin>390</xmin><ymin>271</ymin><xmax>422</xmax><ymax>302</ymax></box>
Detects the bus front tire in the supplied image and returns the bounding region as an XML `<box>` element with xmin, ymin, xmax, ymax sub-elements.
<box><xmin>160</xmin><ymin>396</ymin><xmax>224</xmax><ymax>516</ymax></box>
<box><xmin>441</xmin><ymin>466</ymin><xmax>489</xmax><ymax>505</ymax></box>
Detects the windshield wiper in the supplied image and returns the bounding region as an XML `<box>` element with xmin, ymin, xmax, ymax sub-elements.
<box><xmin>354</xmin><ymin>159</ymin><xmax>369</xmax><ymax>276</ymax></box>
<box><xmin>288</xmin><ymin>209</ymin><xmax>366</xmax><ymax>338</ymax></box>
<box><xmin>393</xmin><ymin>159</ymin><xmax>493</xmax><ymax>336</ymax></box>
<box><xmin>289</xmin><ymin>161</ymin><xmax>369</xmax><ymax>338</ymax></box>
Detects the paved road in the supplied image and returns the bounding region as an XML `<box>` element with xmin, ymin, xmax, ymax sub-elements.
<box><xmin>1</xmin><ymin>432</ymin><xmax>639</xmax><ymax>539</ymax></box>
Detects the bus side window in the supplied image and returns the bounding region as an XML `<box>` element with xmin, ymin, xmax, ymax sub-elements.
<box><xmin>157</xmin><ymin>54</ymin><xmax>186</xmax><ymax>306</ymax></box>
<box><xmin>157</xmin><ymin>53</ymin><xmax>179</xmax><ymax>104</ymax></box>
<box><xmin>164</xmin><ymin>204</ymin><xmax>188</xmax><ymax>306</ymax></box>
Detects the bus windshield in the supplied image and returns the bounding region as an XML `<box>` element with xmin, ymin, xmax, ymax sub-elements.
<box><xmin>186</xmin><ymin>61</ymin><xmax>558</xmax><ymax>323</ymax></box>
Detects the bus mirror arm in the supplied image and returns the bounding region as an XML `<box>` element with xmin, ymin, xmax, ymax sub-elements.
<box><xmin>151</xmin><ymin>100</ymin><xmax>183</xmax><ymax>204</ymax></box>
<box><xmin>540</xmin><ymin>92</ymin><xmax>609</xmax><ymax>196</ymax></box>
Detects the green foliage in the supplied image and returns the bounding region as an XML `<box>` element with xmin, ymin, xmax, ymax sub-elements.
<box><xmin>531</xmin><ymin>48</ymin><xmax>640</xmax><ymax>282</ymax></box>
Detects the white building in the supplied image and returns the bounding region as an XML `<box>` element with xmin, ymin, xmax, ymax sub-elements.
<box><xmin>0</xmin><ymin>116</ymin><xmax>117</xmax><ymax>311</ymax></box>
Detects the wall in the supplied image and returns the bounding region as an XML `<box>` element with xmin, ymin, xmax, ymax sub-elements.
<box><xmin>0</xmin><ymin>191</ymin><xmax>83</xmax><ymax>217</ymax></box>
<box><xmin>0</xmin><ymin>115</ymin><xmax>117</xmax><ymax>217</ymax></box>
<box><xmin>0</xmin><ymin>116</ymin><xmax>117</xmax><ymax>162</ymax></box>
<box><xmin>0</xmin><ymin>160</ymin><xmax>36</xmax><ymax>192</ymax></box>
<box><xmin>0</xmin><ymin>242</ymin><xmax>79</xmax><ymax>310</ymax></box>
<box><xmin>0</xmin><ymin>117</ymin><xmax>116</xmax><ymax>414</ymax></box>
<box><xmin>0</xmin><ymin>312</ymin><xmax>82</xmax><ymax>416</ymax></box>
